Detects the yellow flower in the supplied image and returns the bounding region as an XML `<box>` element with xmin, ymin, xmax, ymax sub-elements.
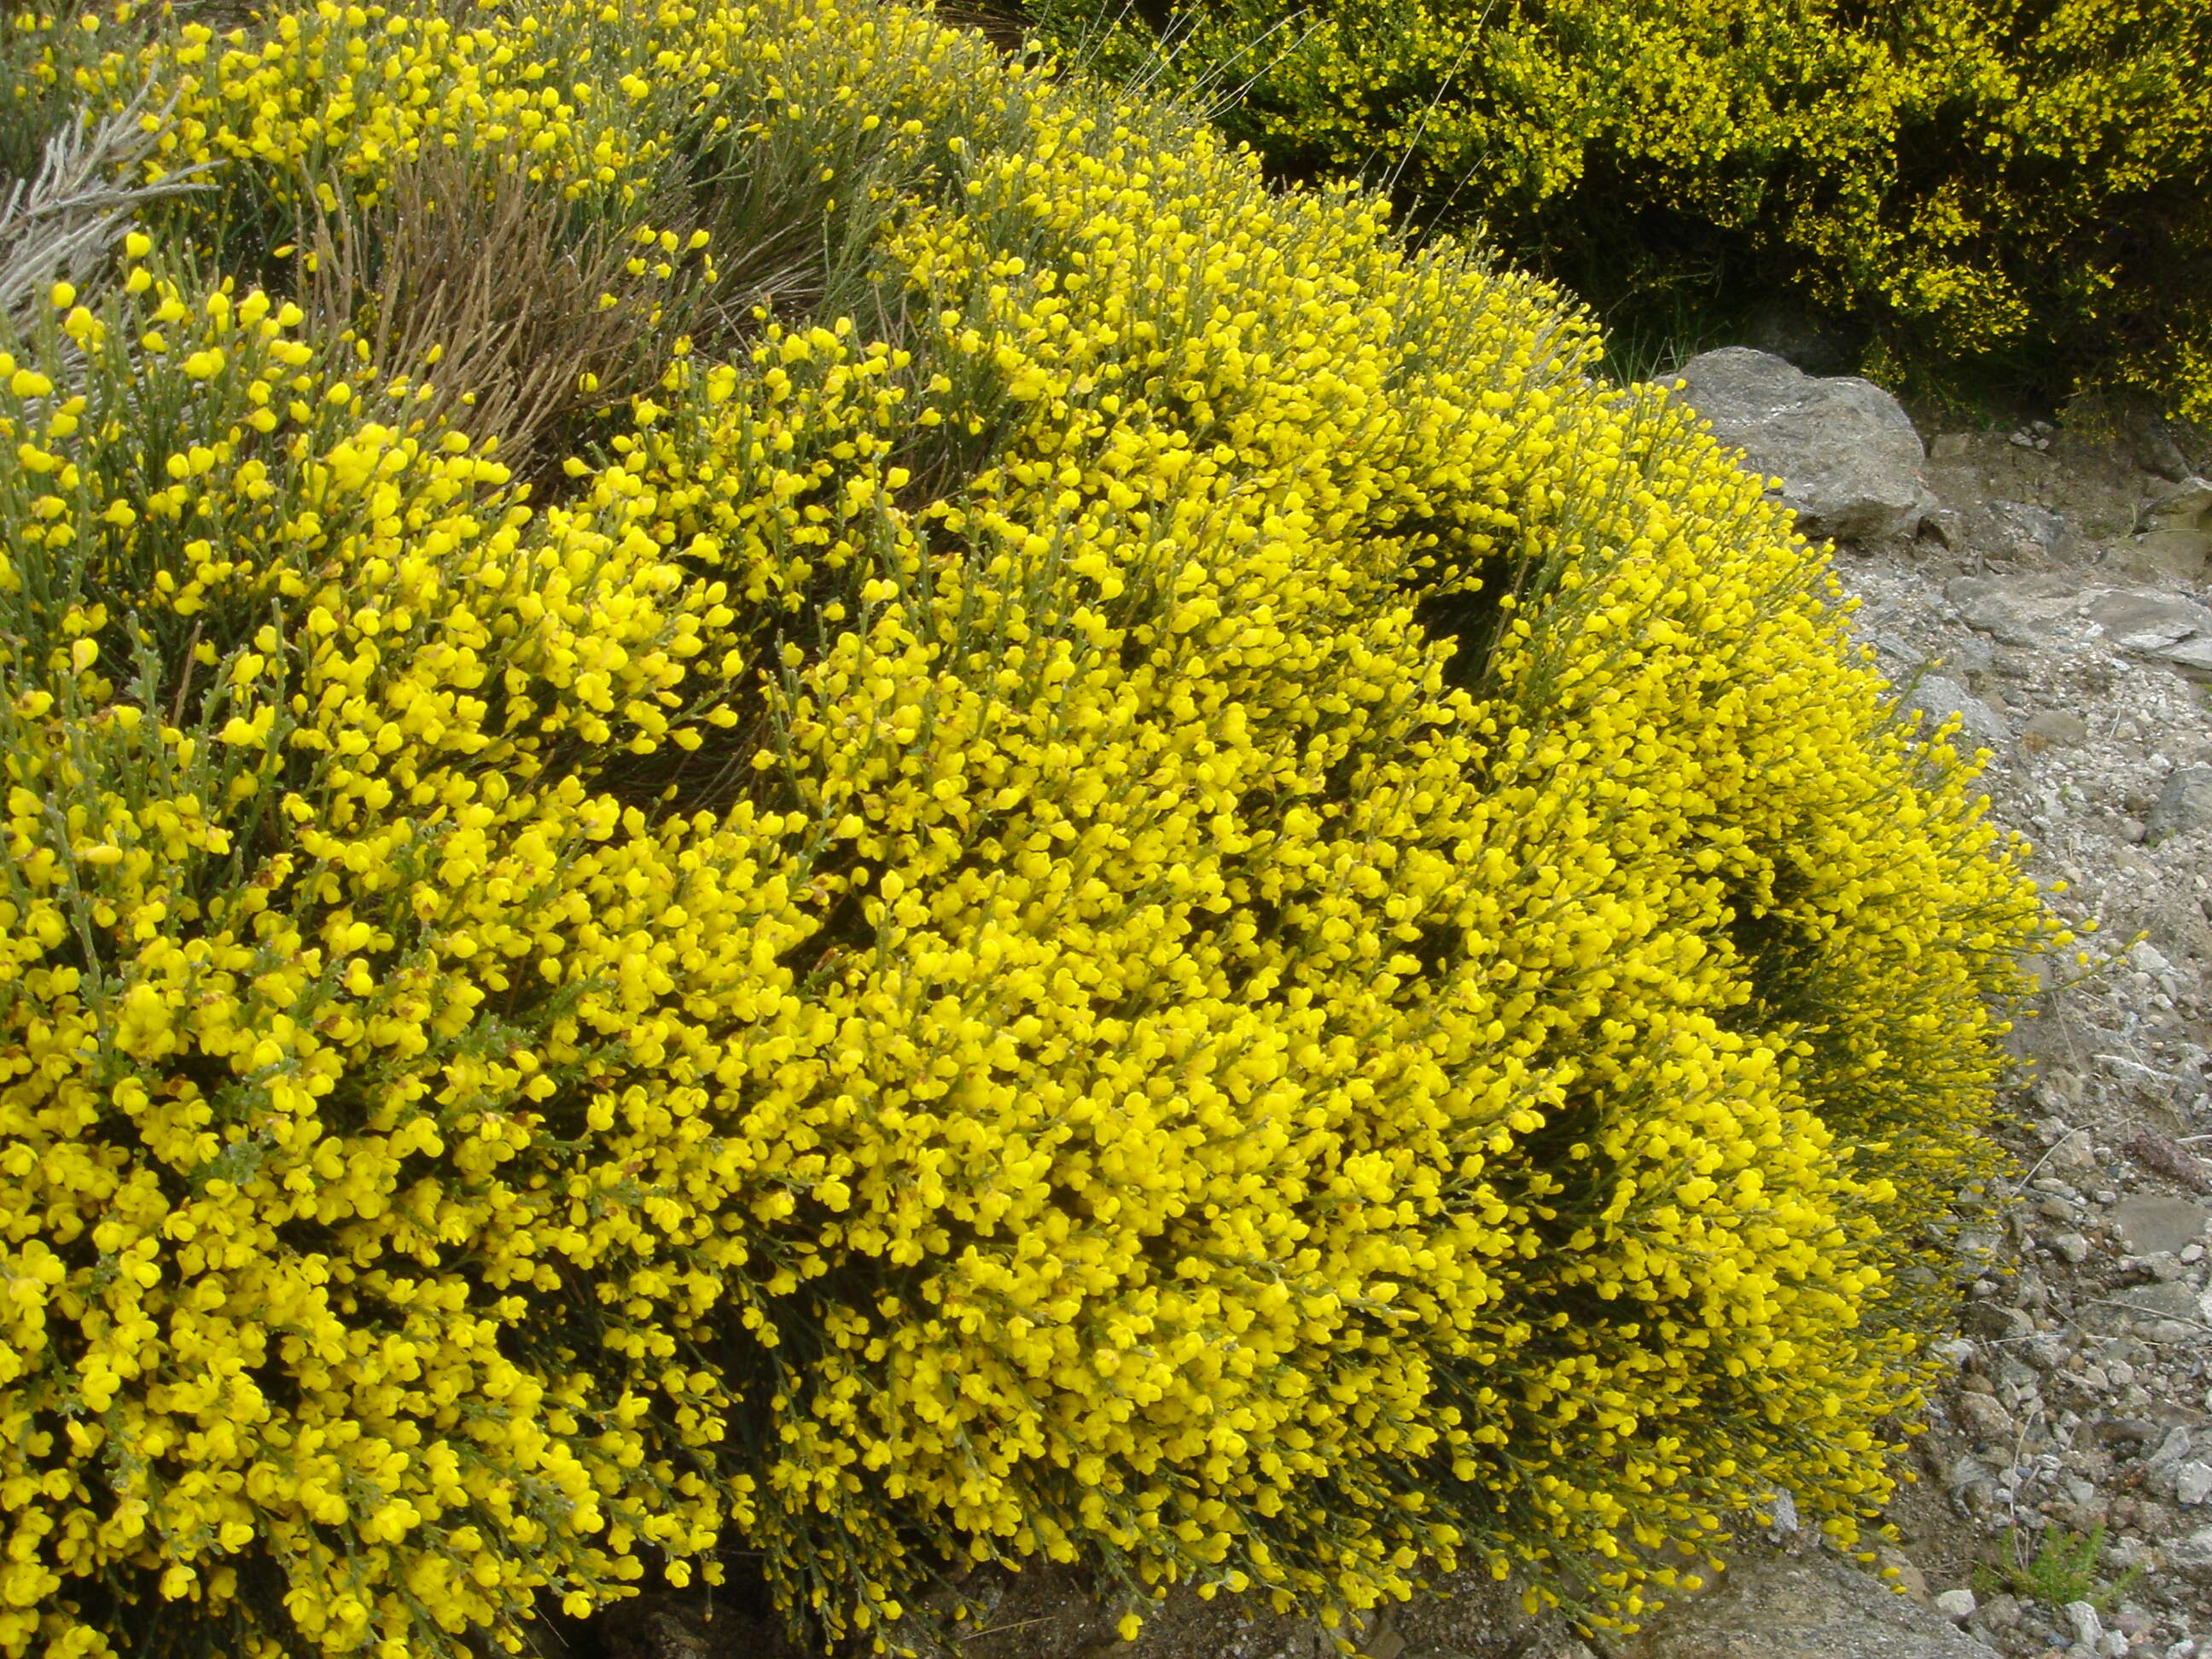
<box><xmin>0</xmin><ymin>3</ymin><xmax>2053</xmax><ymax>1656</ymax></box>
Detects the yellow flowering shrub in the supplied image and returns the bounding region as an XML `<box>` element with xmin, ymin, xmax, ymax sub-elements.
<box><xmin>0</xmin><ymin>1</ymin><xmax>2055</xmax><ymax>1656</ymax></box>
<box><xmin>1029</xmin><ymin>0</ymin><xmax>2212</xmax><ymax>418</ymax></box>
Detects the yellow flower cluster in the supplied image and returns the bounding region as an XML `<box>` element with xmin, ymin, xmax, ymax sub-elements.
<box><xmin>31</xmin><ymin>0</ymin><xmax>1010</xmax><ymax>219</ymax></box>
<box><xmin>0</xmin><ymin>248</ymin><xmax>786</xmax><ymax>1656</ymax></box>
<box><xmin>0</xmin><ymin>1</ymin><xmax>2056</xmax><ymax>1656</ymax></box>
<box><xmin>1032</xmin><ymin>0</ymin><xmax>2212</xmax><ymax>419</ymax></box>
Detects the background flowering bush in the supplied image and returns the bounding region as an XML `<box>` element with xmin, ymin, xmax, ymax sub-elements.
<box><xmin>1026</xmin><ymin>0</ymin><xmax>2212</xmax><ymax>421</ymax></box>
<box><xmin>0</xmin><ymin>1</ymin><xmax>2056</xmax><ymax>1656</ymax></box>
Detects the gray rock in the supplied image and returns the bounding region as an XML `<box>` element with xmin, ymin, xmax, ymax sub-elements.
<box><xmin>2149</xmin><ymin>1426</ymin><xmax>2195</xmax><ymax>1470</ymax></box>
<box><xmin>2180</xmin><ymin>1462</ymin><xmax>2212</xmax><ymax>1506</ymax></box>
<box><xmin>1904</xmin><ymin>675</ymin><xmax>2011</xmax><ymax>748</ymax></box>
<box><xmin>1976</xmin><ymin>499</ymin><xmax>2079</xmax><ymax>565</ymax></box>
<box><xmin>2146</xmin><ymin>767</ymin><xmax>2212</xmax><ymax>844</ymax></box>
<box><xmin>2113</xmin><ymin>1196</ymin><xmax>2211</xmax><ymax>1257</ymax></box>
<box><xmin>2111</xmin><ymin>1280</ymin><xmax>2201</xmax><ymax>1321</ymax></box>
<box><xmin>2051</xmin><ymin>1127</ymin><xmax>2098</xmax><ymax>1171</ymax></box>
<box><xmin>2148</xmin><ymin>635</ymin><xmax>2212</xmax><ymax>679</ymax></box>
<box><xmin>2171</xmin><ymin>1526</ymin><xmax>2212</xmax><ymax>1585</ymax></box>
<box><xmin>1962</xmin><ymin>1301</ymin><xmax>2034</xmax><ymax>1341</ymax></box>
<box><xmin>1946</xmin><ymin>1453</ymin><xmax>1995</xmax><ymax>1492</ymax></box>
<box><xmin>2128</xmin><ymin>423</ymin><xmax>2194</xmax><ymax>481</ymax></box>
<box><xmin>2023</xmin><ymin>710</ymin><xmax>2090</xmax><ymax>748</ymax></box>
<box><xmin>2051</xmin><ymin>1231</ymin><xmax>2092</xmax><ymax>1264</ymax></box>
<box><xmin>1935</xmin><ymin>1590</ymin><xmax>1976</xmax><ymax>1624</ymax></box>
<box><xmin>1950</xmin><ymin>573</ymin><xmax>2077</xmax><ymax>648</ymax></box>
<box><xmin>2066</xmin><ymin>1602</ymin><xmax>2104</xmax><ymax>1651</ymax></box>
<box><xmin>1621</xmin><ymin>1551</ymin><xmax>2001</xmax><ymax>1659</ymax></box>
<box><xmin>1938</xmin><ymin>635</ymin><xmax>1996</xmax><ymax>678</ymax></box>
<box><xmin>1864</xmin><ymin>633</ymin><xmax>1927</xmax><ymax>675</ymax></box>
<box><xmin>2136</xmin><ymin>478</ymin><xmax>2212</xmax><ymax>577</ymax></box>
<box><xmin>2147</xmin><ymin>475</ymin><xmax>2212</xmax><ymax>527</ymax></box>
<box><xmin>2088</xmin><ymin>588</ymin><xmax>2212</xmax><ymax>645</ymax></box>
<box><xmin>2090</xmin><ymin>589</ymin><xmax>2212</xmax><ymax>675</ymax></box>
<box><xmin>2127</xmin><ymin>940</ymin><xmax>2174</xmax><ymax>977</ymax></box>
<box><xmin>2124</xmin><ymin>527</ymin><xmax>2212</xmax><ymax>585</ymax></box>
<box><xmin>1957</xmin><ymin>1392</ymin><xmax>2017</xmax><ymax>1441</ymax></box>
<box><xmin>1672</xmin><ymin>348</ymin><xmax>1934</xmax><ymax>542</ymax></box>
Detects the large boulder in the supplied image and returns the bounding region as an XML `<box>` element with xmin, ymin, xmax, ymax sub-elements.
<box><xmin>1671</xmin><ymin>347</ymin><xmax>1936</xmax><ymax>542</ymax></box>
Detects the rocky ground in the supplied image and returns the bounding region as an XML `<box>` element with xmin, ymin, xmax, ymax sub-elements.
<box><xmin>572</xmin><ymin>374</ymin><xmax>2212</xmax><ymax>1659</ymax></box>
<box><xmin>1815</xmin><ymin>406</ymin><xmax>2212</xmax><ymax>1659</ymax></box>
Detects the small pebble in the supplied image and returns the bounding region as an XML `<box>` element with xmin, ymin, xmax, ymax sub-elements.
<box><xmin>2052</xmin><ymin>1232</ymin><xmax>2091</xmax><ymax>1263</ymax></box>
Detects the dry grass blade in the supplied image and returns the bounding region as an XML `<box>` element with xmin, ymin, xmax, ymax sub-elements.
<box><xmin>0</xmin><ymin>84</ymin><xmax>215</xmax><ymax>330</ymax></box>
<box><xmin>293</xmin><ymin>144</ymin><xmax>707</xmax><ymax>478</ymax></box>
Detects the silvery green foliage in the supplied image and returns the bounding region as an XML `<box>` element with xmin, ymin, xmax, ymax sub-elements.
<box><xmin>0</xmin><ymin>84</ymin><xmax>212</xmax><ymax>332</ymax></box>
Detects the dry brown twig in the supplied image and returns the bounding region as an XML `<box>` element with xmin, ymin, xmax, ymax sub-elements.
<box><xmin>290</xmin><ymin>142</ymin><xmax>710</xmax><ymax>479</ymax></box>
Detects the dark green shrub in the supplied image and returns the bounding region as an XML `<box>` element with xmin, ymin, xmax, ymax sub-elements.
<box><xmin>1027</xmin><ymin>0</ymin><xmax>2212</xmax><ymax>416</ymax></box>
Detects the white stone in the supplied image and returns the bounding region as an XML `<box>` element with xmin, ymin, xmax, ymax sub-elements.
<box><xmin>1762</xmin><ymin>1486</ymin><xmax>1799</xmax><ymax>1534</ymax></box>
<box><xmin>2177</xmin><ymin>1460</ymin><xmax>2212</xmax><ymax>1505</ymax></box>
<box><xmin>2066</xmin><ymin>1600</ymin><xmax>2104</xmax><ymax>1651</ymax></box>
<box><xmin>1934</xmin><ymin>1589</ymin><xmax>1976</xmax><ymax>1622</ymax></box>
